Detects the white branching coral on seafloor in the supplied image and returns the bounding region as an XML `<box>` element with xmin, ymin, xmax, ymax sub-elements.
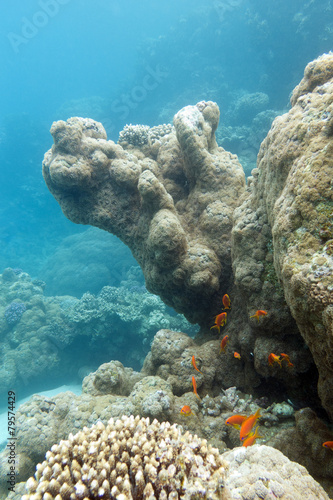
<box><xmin>23</xmin><ymin>414</ymin><xmax>229</xmax><ymax>500</ymax></box>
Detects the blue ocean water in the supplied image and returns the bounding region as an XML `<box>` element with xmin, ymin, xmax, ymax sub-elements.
<box><xmin>1</xmin><ymin>0</ymin><xmax>332</xmax><ymax>275</ymax></box>
<box><xmin>0</xmin><ymin>0</ymin><xmax>332</xmax><ymax>398</ymax></box>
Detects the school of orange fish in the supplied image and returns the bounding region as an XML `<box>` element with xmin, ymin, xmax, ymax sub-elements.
<box><xmin>180</xmin><ymin>293</ymin><xmax>333</xmax><ymax>450</ymax></box>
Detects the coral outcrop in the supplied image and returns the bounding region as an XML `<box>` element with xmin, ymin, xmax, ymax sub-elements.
<box><xmin>22</xmin><ymin>415</ymin><xmax>229</xmax><ymax>500</ymax></box>
<box><xmin>270</xmin><ymin>407</ymin><xmax>333</xmax><ymax>495</ymax></box>
<box><xmin>21</xmin><ymin>416</ymin><xmax>329</xmax><ymax>500</ymax></box>
<box><xmin>142</xmin><ymin>329</ymin><xmax>258</xmax><ymax>396</ymax></box>
<box><xmin>232</xmin><ymin>52</ymin><xmax>333</xmax><ymax>418</ymax></box>
<box><xmin>42</xmin><ymin>101</ymin><xmax>246</xmax><ymax>326</ymax></box>
<box><xmin>41</xmin><ymin>56</ymin><xmax>332</xmax><ymax>416</ymax></box>
<box><xmin>2</xmin><ymin>338</ymin><xmax>333</xmax><ymax>497</ymax></box>
<box><xmin>223</xmin><ymin>444</ymin><xmax>329</xmax><ymax>499</ymax></box>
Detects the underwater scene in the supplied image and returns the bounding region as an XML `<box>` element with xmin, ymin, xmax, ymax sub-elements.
<box><xmin>0</xmin><ymin>0</ymin><xmax>333</xmax><ymax>498</ymax></box>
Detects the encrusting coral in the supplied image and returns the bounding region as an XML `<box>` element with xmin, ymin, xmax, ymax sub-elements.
<box><xmin>22</xmin><ymin>415</ymin><xmax>229</xmax><ymax>500</ymax></box>
<box><xmin>42</xmin><ymin>101</ymin><xmax>246</xmax><ymax>326</ymax></box>
<box><xmin>232</xmin><ymin>52</ymin><xmax>333</xmax><ymax>418</ymax></box>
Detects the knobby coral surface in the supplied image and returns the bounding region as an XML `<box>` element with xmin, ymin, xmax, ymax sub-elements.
<box><xmin>252</xmin><ymin>53</ymin><xmax>333</xmax><ymax>417</ymax></box>
<box><xmin>231</xmin><ymin>52</ymin><xmax>333</xmax><ymax>418</ymax></box>
<box><xmin>42</xmin><ymin>101</ymin><xmax>245</xmax><ymax>326</ymax></box>
<box><xmin>42</xmin><ymin>59</ymin><xmax>332</xmax><ymax>417</ymax></box>
<box><xmin>23</xmin><ymin>415</ymin><xmax>229</xmax><ymax>500</ymax></box>
<box><xmin>21</xmin><ymin>416</ymin><xmax>330</xmax><ymax>500</ymax></box>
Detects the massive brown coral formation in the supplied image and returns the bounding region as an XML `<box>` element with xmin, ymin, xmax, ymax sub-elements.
<box><xmin>253</xmin><ymin>53</ymin><xmax>333</xmax><ymax>417</ymax></box>
<box><xmin>42</xmin><ymin>102</ymin><xmax>245</xmax><ymax>326</ymax></box>
<box><xmin>231</xmin><ymin>53</ymin><xmax>333</xmax><ymax>417</ymax></box>
<box><xmin>22</xmin><ymin>415</ymin><xmax>230</xmax><ymax>500</ymax></box>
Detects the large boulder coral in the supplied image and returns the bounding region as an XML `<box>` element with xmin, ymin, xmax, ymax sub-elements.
<box><xmin>42</xmin><ymin>102</ymin><xmax>246</xmax><ymax>326</ymax></box>
<box><xmin>223</xmin><ymin>444</ymin><xmax>329</xmax><ymax>499</ymax></box>
<box><xmin>270</xmin><ymin>407</ymin><xmax>333</xmax><ymax>495</ymax></box>
<box><xmin>232</xmin><ymin>53</ymin><xmax>333</xmax><ymax>417</ymax></box>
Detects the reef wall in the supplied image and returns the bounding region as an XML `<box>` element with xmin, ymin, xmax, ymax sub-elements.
<box><xmin>232</xmin><ymin>53</ymin><xmax>333</xmax><ymax>418</ymax></box>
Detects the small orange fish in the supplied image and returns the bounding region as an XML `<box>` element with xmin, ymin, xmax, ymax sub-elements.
<box><xmin>239</xmin><ymin>409</ymin><xmax>261</xmax><ymax>441</ymax></box>
<box><xmin>268</xmin><ymin>353</ymin><xmax>282</xmax><ymax>367</ymax></box>
<box><xmin>210</xmin><ymin>312</ymin><xmax>227</xmax><ymax>333</ymax></box>
<box><xmin>192</xmin><ymin>375</ymin><xmax>200</xmax><ymax>399</ymax></box>
<box><xmin>191</xmin><ymin>355</ymin><xmax>203</xmax><ymax>374</ymax></box>
<box><xmin>250</xmin><ymin>310</ymin><xmax>267</xmax><ymax>322</ymax></box>
<box><xmin>280</xmin><ymin>353</ymin><xmax>294</xmax><ymax>368</ymax></box>
<box><xmin>242</xmin><ymin>426</ymin><xmax>262</xmax><ymax>447</ymax></box>
<box><xmin>222</xmin><ymin>294</ymin><xmax>231</xmax><ymax>310</ymax></box>
<box><xmin>225</xmin><ymin>414</ymin><xmax>248</xmax><ymax>430</ymax></box>
<box><xmin>323</xmin><ymin>441</ymin><xmax>333</xmax><ymax>450</ymax></box>
<box><xmin>180</xmin><ymin>405</ymin><xmax>194</xmax><ymax>416</ymax></box>
<box><xmin>219</xmin><ymin>335</ymin><xmax>229</xmax><ymax>354</ymax></box>
<box><xmin>234</xmin><ymin>352</ymin><xmax>241</xmax><ymax>360</ymax></box>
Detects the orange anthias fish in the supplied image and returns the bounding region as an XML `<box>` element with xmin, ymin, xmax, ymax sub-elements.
<box><xmin>239</xmin><ymin>409</ymin><xmax>261</xmax><ymax>441</ymax></box>
<box><xmin>250</xmin><ymin>310</ymin><xmax>267</xmax><ymax>322</ymax></box>
<box><xmin>280</xmin><ymin>353</ymin><xmax>294</xmax><ymax>368</ymax></box>
<box><xmin>222</xmin><ymin>294</ymin><xmax>231</xmax><ymax>310</ymax></box>
<box><xmin>268</xmin><ymin>353</ymin><xmax>282</xmax><ymax>367</ymax></box>
<box><xmin>225</xmin><ymin>414</ymin><xmax>248</xmax><ymax>430</ymax></box>
<box><xmin>234</xmin><ymin>352</ymin><xmax>241</xmax><ymax>360</ymax></box>
<box><xmin>210</xmin><ymin>312</ymin><xmax>227</xmax><ymax>333</ymax></box>
<box><xmin>191</xmin><ymin>355</ymin><xmax>203</xmax><ymax>374</ymax></box>
<box><xmin>242</xmin><ymin>426</ymin><xmax>262</xmax><ymax>447</ymax></box>
<box><xmin>180</xmin><ymin>405</ymin><xmax>194</xmax><ymax>416</ymax></box>
<box><xmin>192</xmin><ymin>375</ymin><xmax>200</xmax><ymax>399</ymax></box>
<box><xmin>323</xmin><ymin>441</ymin><xmax>333</xmax><ymax>450</ymax></box>
<box><xmin>219</xmin><ymin>335</ymin><xmax>229</xmax><ymax>354</ymax></box>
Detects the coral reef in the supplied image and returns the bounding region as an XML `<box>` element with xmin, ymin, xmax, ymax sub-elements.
<box><xmin>0</xmin><ymin>268</ymin><xmax>195</xmax><ymax>399</ymax></box>
<box><xmin>20</xmin><ymin>416</ymin><xmax>330</xmax><ymax>500</ymax></box>
<box><xmin>142</xmin><ymin>329</ymin><xmax>259</xmax><ymax>396</ymax></box>
<box><xmin>269</xmin><ymin>407</ymin><xmax>333</xmax><ymax>497</ymax></box>
<box><xmin>22</xmin><ymin>415</ymin><xmax>229</xmax><ymax>500</ymax></box>
<box><xmin>35</xmin><ymin>57</ymin><xmax>333</xmax><ymax>498</ymax></box>
<box><xmin>118</xmin><ymin>123</ymin><xmax>174</xmax><ymax>154</ymax></box>
<box><xmin>1</xmin><ymin>335</ymin><xmax>332</xmax><ymax>496</ymax></box>
<box><xmin>223</xmin><ymin>444</ymin><xmax>329</xmax><ymax>499</ymax></box>
<box><xmin>232</xmin><ymin>52</ymin><xmax>333</xmax><ymax>418</ymax></box>
<box><xmin>42</xmin><ymin>101</ymin><xmax>246</xmax><ymax>326</ymax></box>
<box><xmin>42</xmin><ymin>82</ymin><xmax>331</xmax><ymax>410</ymax></box>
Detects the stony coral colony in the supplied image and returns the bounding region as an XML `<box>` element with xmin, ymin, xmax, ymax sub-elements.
<box><xmin>23</xmin><ymin>415</ymin><xmax>228</xmax><ymax>500</ymax></box>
